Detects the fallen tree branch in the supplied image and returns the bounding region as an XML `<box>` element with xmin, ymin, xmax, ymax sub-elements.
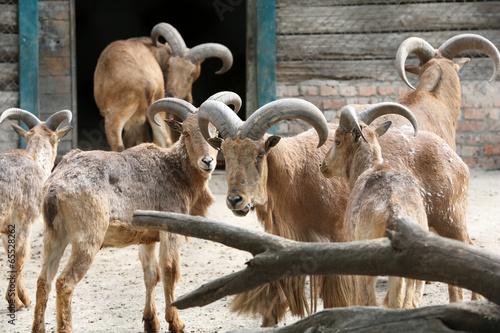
<box><xmin>132</xmin><ymin>211</ymin><xmax>500</xmax><ymax>309</ymax></box>
<box><xmin>225</xmin><ymin>301</ymin><xmax>500</xmax><ymax>333</ymax></box>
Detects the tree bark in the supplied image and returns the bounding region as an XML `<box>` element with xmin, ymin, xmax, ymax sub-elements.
<box><xmin>132</xmin><ymin>211</ymin><xmax>500</xmax><ymax>310</ymax></box>
<box><xmin>225</xmin><ymin>301</ymin><xmax>500</xmax><ymax>333</ymax></box>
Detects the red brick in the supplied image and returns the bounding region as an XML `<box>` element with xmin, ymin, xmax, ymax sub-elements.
<box><xmin>471</xmin><ymin>96</ymin><xmax>492</xmax><ymax>108</ymax></box>
<box><xmin>359</xmin><ymin>86</ymin><xmax>376</xmax><ymax>97</ymax></box>
<box><xmin>477</xmin><ymin>157</ymin><xmax>498</xmax><ymax>169</ymax></box>
<box><xmin>305</xmin><ymin>98</ymin><xmax>322</xmax><ymax>109</ymax></box>
<box><xmin>456</xmin><ymin>121</ymin><xmax>487</xmax><ymax>132</ymax></box>
<box><xmin>339</xmin><ymin>86</ymin><xmax>357</xmax><ymax>97</ymax></box>
<box><xmin>457</xmin><ymin>145</ymin><xmax>480</xmax><ymax>157</ymax></box>
<box><xmin>378</xmin><ymin>86</ymin><xmax>395</xmax><ymax>96</ymax></box>
<box><xmin>299</xmin><ymin>85</ymin><xmax>319</xmax><ymax>96</ymax></box>
<box><xmin>490</xmin><ymin>120</ymin><xmax>500</xmax><ymax>131</ymax></box>
<box><xmin>323</xmin><ymin>99</ymin><xmax>344</xmax><ymax>110</ymax></box>
<box><xmin>484</xmin><ymin>145</ymin><xmax>500</xmax><ymax>156</ymax></box>
<box><xmin>287</xmin><ymin>85</ymin><xmax>299</xmax><ymax>96</ymax></box>
<box><xmin>397</xmin><ymin>87</ymin><xmax>412</xmax><ymax>96</ymax></box>
<box><xmin>494</xmin><ymin>97</ymin><xmax>500</xmax><ymax>107</ymax></box>
<box><xmin>276</xmin><ymin>86</ymin><xmax>287</xmax><ymax>98</ymax></box>
<box><xmin>460</xmin><ymin>157</ymin><xmax>476</xmax><ymax>168</ymax></box>
<box><xmin>320</xmin><ymin>86</ymin><xmax>338</xmax><ymax>96</ymax></box>
<box><xmin>463</xmin><ymin>109</ymin><xmax>487</xmax><ymax>120</ymax></box>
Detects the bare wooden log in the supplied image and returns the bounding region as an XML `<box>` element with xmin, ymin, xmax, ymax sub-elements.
<box><xmin>132</xmin><ymin>211</ymin><xmax>500</xmax><ymax>309</ymax></box>
<box><xmin>225</xmin><ymin>301</ymin><xmax>500</xmax><ymax>333</ymax></box>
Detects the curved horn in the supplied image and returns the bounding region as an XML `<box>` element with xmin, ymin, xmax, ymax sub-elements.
<box><xmin>198</xmin><ymin>100</ymin><xmax>243</xmax><ymax>142</ymax></box>
<box><xmin>396</xmin><ymin>37</ymin><xmax>436</xmax><ymax>90</ymax></box>
<box><xmin>240</xmin><ymin>98</ymin><xmax>329</xmax><ymax>148</ymax></box>
<box><xmin>0</xmin><ymin>108</ymin><xmax>41</xmax><ymax>129</ymax></box>
<box><xmin>186</xmin><ymin>43</ymin><xmax>233</xmax><ymax>74</ymax></box>
<box><xmin>207</xmin><ymin>91</ymin><xmax>242</xmax><ymax>113</ymax></box>
<box><xmin>147</xmin><ymin>98</ymin><xmax>197</xmax><ymax>127</ymax></box>
<box><xmin>151</xmin><ymin>22</ymin><xmax>187</xmax><ymax>56</ymax></box>
<box><xmin>438</xmin><ymin>33</ymin><xmax>500</xmax><ymax>82</ymax></box>
<box><xmin>358</xmin><ymin>102</ymin><xmax>418</xmax><ymax>136</ymax></box>
<box><xmin>45</xmin><ymin>110</ymin><xmax>72</xmax><ymax>131</ymax></box>
<box><xmin>338</xmin><ymin>106</ymin><xmax>366</xmax><ymax>141</ymax></box>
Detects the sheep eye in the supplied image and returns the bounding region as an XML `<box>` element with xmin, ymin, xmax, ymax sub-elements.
<box><xmin>335</xmin><ymin>140</ymin><xmax>341</xmax><ymax>146</ymax></box>
<box><xmin>257</xmin><ymin>152</ymin><xmax>264</xmax><ymax>159</ymax></box>
<box><xmin>183</xmin><ymin>131</ymin><xmax>190</xmax><ymax>137</ymax></box>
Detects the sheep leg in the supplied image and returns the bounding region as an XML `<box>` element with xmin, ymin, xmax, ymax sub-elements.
<box><xmin>104</xmin><ymin>113</ymin><xmax>127</xmax><ymax>152</ymax></box>
<box><xmin>412</xmin><ymin>279</ymin><xmax>426</xmax><ymax>308</ymax></box>
<box><xmin>159</xmin><ymin>231</ymin><xmax>184</xmax><ymax>333</ymax></box>
<box><xmin>2</xmin><ymin>217</ymin><xmax>33</xmax><ymax>310</ymax></box>
<box><xmin>402</xmin><ymin>278</ymin><xmax>417</xmax><ymax>308</ymax></box>
<box><xmin>139</xmin><ymin>243</ymin><xmax>161</xmax><ymax>332</ymax></box>
<box><xmin>384</xmin><ymin>276</ymin><xmax>404</xmax><ymax>308</ymax></box>
<box><xmin>32</xmin><ymin>229</ymin><xmax>69</xmax><ymax>333</ymax></box>
<box><xmin>358</xmin><ymin>275</ymin><xmax>378</xmax><ymax>306</ymax></box>
<box><xmin>56</xmin><ymin>241</ymin><xmax>101</xmax><ymax>333</ymax></box>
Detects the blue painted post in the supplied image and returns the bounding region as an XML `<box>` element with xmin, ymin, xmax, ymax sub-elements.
<box><xmin>256</xmin><ymin>0</ymin><xmax>277</xmax><ymax>134</ymax></box>
<box><xmin>18</xmin><ymin>0</ymin><xmax>39</xmax><ymax>148</ymax></box>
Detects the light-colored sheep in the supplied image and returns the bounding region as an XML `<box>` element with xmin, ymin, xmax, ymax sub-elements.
<box><xmin>197</xmin><ymin>95</ymin><xmax>476</xmax><ymax>325</ymax></box>
<box><xmin>31</xmin><ymin>93</ymin><xmax>241</xmax><ymax>333</ymax></box>
<box><xmin>393</xmin><ymin>34</ymin><xmax>499</xmax><ymax>150</ymax></box>
<box><xmin>0</xmin><ymin>109</ymin><xmax>72</xmax><ymax>311</ymax></box>
<box><xmin>321</xmin><ymin>103</ymin><xmax>427</xmax><ymax>308</ymax></box>
<box><xmin>94</xmin><ymin>22</ymin><xmax>233</xmax><ymax>152</ymax></box>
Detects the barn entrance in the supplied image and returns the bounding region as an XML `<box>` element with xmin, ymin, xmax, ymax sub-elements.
<box><xmin>75</xmin><ymin>0</ymin><xmax>246</xmax><ymax>150</ymax></box>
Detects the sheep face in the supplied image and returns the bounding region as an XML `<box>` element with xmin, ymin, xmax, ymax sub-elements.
<box><xmin>171</xmin><ymin>114</ymin><xmax>218</xmax><ymax>177</ymax></box>
<box><xmin>220</xmin><ymin>136</ymin><xmax>280</xmax><ymax>216</ymax></box>
<box><xmin>164</xmin><ymin>57</ymin><xmax>201</xmax><ymax>104</ymax></box>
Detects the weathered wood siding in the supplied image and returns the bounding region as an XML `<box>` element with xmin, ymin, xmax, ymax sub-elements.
<box><xmin>0</xmin><ymin>0</ymin><xmax>76</xmax><ymax>153</ymax></box>
<box><xmin>276</xmin><ymin>1</ymin><xmax>500</xmax><ymax>83</ymax></box>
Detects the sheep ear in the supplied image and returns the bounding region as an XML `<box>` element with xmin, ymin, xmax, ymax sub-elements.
<box><xmin>265</xmin><ymin>135</ymin><xmax>281</xmax><ymax>152</ymax></box>
<box><xmin>374</xmin><ymin>121</ymin><xmax>392</xmax><ymax>138</ymax></box>
<box><xmin>455</xmin><ymin>58</ymin><xmax>470</xmax><ymax>71</ymax></box>
<box><xmin>10</xmin><ymin>123</ymin><xmax>28</xmax><ymax>139</ymax></box>
<box><xmin>165</xmin><ymin>118</ymin><xmax>183</xmax><ymax>132</ymax></box>
<box><xmin>405</xmin><ymin>64</ymin><xmax>420</xmax><ymax>75</ymax></box>
<box><xmin>207</xmin><ymin>137</ymin><xmax>222</xmax><ymax>150</ymax></box>
<box><xmin>56</xmin><ymin>126</ymin><xmax>73</xmax><ymax>140</ymax></box>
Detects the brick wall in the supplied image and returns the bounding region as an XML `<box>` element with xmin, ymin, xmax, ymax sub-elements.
<box><xmin>276</xmin><ymin>80</ymin><xmax>500</xmax><ymax>170</ymax></box>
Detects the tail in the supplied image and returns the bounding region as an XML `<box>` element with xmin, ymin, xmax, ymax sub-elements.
<box><xmin>43</xmin><ymin>187</ymin><xmax>59</xmax><ymax>230</ymax></box>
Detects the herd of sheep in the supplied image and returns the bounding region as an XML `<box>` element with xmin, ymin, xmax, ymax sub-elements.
<box><xmin>0</xmin><ymin>22</ymin><xmax>499</xmax><ymax>333</ymax></box>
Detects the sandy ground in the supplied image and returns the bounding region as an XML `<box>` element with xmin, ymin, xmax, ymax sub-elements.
<box><xmin>1</xmin><ymin>169</ymin><xmax>499</xmax><ymax>333</ymax></box>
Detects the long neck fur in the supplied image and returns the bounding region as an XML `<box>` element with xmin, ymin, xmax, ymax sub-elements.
<box><xmin>347</xmin><ymin>140</ymin><xmax>384</xmax><ymax>190</ymax></box>
<box><xmin>26</xmin><ymin>135</ymin><xmax>56</xmax><ymax>179</ymax></box>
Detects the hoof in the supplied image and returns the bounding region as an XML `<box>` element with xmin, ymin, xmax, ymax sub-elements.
<box><xmin>143</xmin><ymin>315</ymin><xmax>161</xmax><ymax>332</ymax></box>
<box><xmin>168</xmin><ymin>319</ymin><xmax>185</xmax><ymax>333</ymax></box>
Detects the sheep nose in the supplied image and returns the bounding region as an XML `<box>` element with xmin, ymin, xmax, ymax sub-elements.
<box><xmin>166</xmin><ymin>92</ymin><xmax>174</xmax><ymax>98</ymax></box>
<box><xmin>202</xmin><ymin>157</ymin><xmax>213</xmax><ymax>167</ymax></box>
<box><xmin>227</xmin><ymin>195</ymin><xmax>243</xmax><ymax>208</ymax></box>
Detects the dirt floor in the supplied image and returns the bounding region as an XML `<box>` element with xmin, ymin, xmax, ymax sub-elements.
<box><xmin>1</xmin><ymin>169</ymin><xmax>499</xmax><ymax>333</ymax></box>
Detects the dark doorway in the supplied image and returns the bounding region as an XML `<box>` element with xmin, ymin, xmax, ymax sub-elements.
<box><xmin>75</xmin><ymin>0</ymin><xmax>246</xmax><ymax>150</ymax></box>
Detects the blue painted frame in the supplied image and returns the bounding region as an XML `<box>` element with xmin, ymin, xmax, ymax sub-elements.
<box><xmin>247</xmin><ymin>0</ymin><xmax>276</xmax><ymax>133</ymax></box>
<box><xmin>18</xmin><ymin>0</ymin><xmax>39</xmax><ymax>148</ymax></box>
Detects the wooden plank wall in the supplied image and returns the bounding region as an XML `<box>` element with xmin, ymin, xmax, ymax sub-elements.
<box><xmin>39</xmin><ymin>0</ymin><xmax>76</xmax><ymax>153</ymax></box>
<box><xmin>275</xmin><ymin>0</ymin><xmax>500</xmax><ymax>83</ymax></box>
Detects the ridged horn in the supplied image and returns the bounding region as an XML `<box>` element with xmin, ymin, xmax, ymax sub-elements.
<box><xmin>147</xmin><ymin>98</ymin><xmax>197</xmax><ymax>127</ymax></box>
<box><xmin>186</xmin><ymin>43</ymin><xmax>233</xmax><ymax>74</ymax></box>
<box><xmin>0</xmin><ymin>108</ymin><xmax>41</xmax><ymax>129</ymax></box>
<box><xmin>338</xmin><ymin>106</ymin><xmax>366</xmax><ymax>142</ymax></box>
<box><xmin>240</xmin><ymin>98</ymin><xmax>329</xmax><ymax>148</ymax></box>
<box><xmin>151</xmin><ymin>22</ymin><xmax>187</xmax><ymax>57</ymax></box>
<box><xmin>198</xmin><ymin>100</ymin><xmax>243</xmax><ymax>142</ymax></box>
<box><xmin>207</xmin><ymin>91</ymin><xmax>242</xmax><ymax>113</ymax></box>
<box><xmin>45</xmin><ymin>110</ymin><xmax>72</xmax><ymax>131</ymax></box>
<box><xmin>396</xmin><ymin>37</ymin><xmax>436</xmax><ymax>90</ymax></box>
<box><xmin>358</xmin><ymin>102</ymin><xmax>418</xmax><ymax>136</ymax></box>
<box><xmin>438</xmin><ymin>34</ymin><xmax>500</xmax><ymax>82</ymax></box>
